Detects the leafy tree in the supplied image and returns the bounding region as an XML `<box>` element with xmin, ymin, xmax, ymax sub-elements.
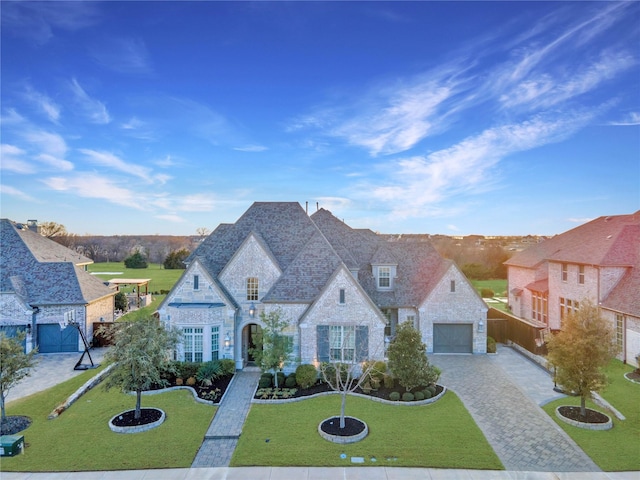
<box><xmin>249</xmin><ymin>309</ymin><xmax>293</xmax><ymax>388</ymax></box>
<box><xmin>124</xmin><ymin>251</ymin><xmax>148</xmax><ymax>269</ymax></box>
<box><xmin>101</xmin><ymin>317</ymin><xmax>181</xmax><ymax>420</ymax></box>
<box><xmin>547</xmin><ymin>301</ymin><xmax>619</xmax><ymax>418</ymax></box>
<box><xmin>0</xmin><ymin>332</ymin><xmax>38</xmax><ymax>423</ymax></box>
<box><xmin>114</xmin><ymin>291</ymin><xmax>128</xmax><ymax>312</ymax></box>
<box><xmin>163</xmin><ymin>248</ymin><xmax>190</xmax><ymax>269</ymax></box>
<box><xmin>38</xmin><ymin>221</ymin><xmax>67</xmax><ymax>238</ymax></box>
<box><xmin>387</xmin><ymin>321</ymin><xmax>440</xmax><ymax>392</ymax></box>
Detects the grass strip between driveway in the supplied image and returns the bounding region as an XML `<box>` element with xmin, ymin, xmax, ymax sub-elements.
<box><xmin>3</xmin><ymin>365</ymin><xmax>215</xmax><ymax>472</ymax></box>
<box><xmin>541</xmin><ymin>360</ymin><xmax>640</xmax><ymax>472</ymax></box>
<box><xmin>231</xmin><ymin>391</ymin><xmax>503</xmax><ymax>469</ymax></box>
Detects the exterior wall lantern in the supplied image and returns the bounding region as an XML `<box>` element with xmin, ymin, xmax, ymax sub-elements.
<box><xmin>224</xmin><ymin>333</ymin><xmax>231</xmax><ymax>349</ymax></box>
<box><xmin>249</xmin><ymin>302</ymin><xmax>256</xmax><ymax>318</ymax></box>
<box><xmin>478</xmin><ymin>320</ymin><xmax>485</xmax><ymax>333</ymax></box>
<box><xmin>25</xmin><ymin>323</ymin><xmax>31</xmax><ymax>335</ymax></box>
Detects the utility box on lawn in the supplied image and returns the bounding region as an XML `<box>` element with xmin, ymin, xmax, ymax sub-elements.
<box><xmin>0</xmin><ymin>435</ymin><xmax>24</xmax><ymax>456</ymax></box>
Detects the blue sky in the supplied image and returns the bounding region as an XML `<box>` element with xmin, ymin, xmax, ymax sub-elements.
<box><xmin>1</xmin><ymin>1</ymin><xmax>638</xmax><ymax>236</ymax></box>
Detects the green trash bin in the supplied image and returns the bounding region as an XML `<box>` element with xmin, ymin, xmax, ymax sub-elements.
<box><xmin>0</xmin><ymin>435</ymin><xmax>24</xmax><ymax>456</ymax></box>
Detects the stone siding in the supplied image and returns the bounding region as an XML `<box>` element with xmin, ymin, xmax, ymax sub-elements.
<box><xmin>422</xmin><ymin>264</ymin><xmax>488</xmax><ymax>353</ymax></box>
<box><xmin>0</xmin><ymin>293</ymin><xmax>32</xmax><ymax>324</ymax></box>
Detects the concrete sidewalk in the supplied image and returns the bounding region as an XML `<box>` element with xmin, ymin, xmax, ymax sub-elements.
<box><xmin>1</xmin><ymin>467</ymin><xmax>637</xmax><ymax>480</ymax></box>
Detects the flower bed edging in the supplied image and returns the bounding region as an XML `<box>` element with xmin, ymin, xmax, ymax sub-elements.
<box><xmin>555</xmin><ymin>406</ymin><xmax>612</xmax><ymax>431</ymax></box>
<box><xmin>624</xmin><ymin>372</ymin><xmax>640</xmax><ymax>384</ymax></box>
<box><xmin>318</xmin><ymin>416</ymin><xmax>368</xmax><ymax>444</ymax></box>
<box><xmin>253</xmin><ymin>384</ymin><xmax>447</xmax><ymax>405</ymax></box>
<box><xmin>109</xmin><ymin>408</ymin><xmax>166</xmax><ymax>434</ymax></box>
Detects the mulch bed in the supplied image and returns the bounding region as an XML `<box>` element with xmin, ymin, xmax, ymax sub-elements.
<box><xmin>148</xmin><ymin>374</ymin><xmax>233</xmax><ymax>402</ymax></box>
<box><xmin>626</xmin><ymin>371</ymin><xmax>640</xmax><ymax>382</ymax></box>
<box><xmin>558</xmin><ymin>406</ymin><xmax>610</xmax><ymax>424</ymax></box>
<box><xmin>255</xmin><ymin>381</ymin><xmax>444</xmax><ymax>402</ymax></box>
<box><xmin>111</xmin><ymin>408</ymin><xmax>162</xmax><ymax>427</ymax></box>
<box><xmin>320</xmin><ymin>416</ymin><xmax>366</xmax><ymax>436</ymax></box>
<box><xmin>0</xmin><ymin>415</ymin><xmax>31</xmax><ymax>436</ymax></box>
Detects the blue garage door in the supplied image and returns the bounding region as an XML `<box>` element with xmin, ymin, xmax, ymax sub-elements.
<box><xmin>0</xmin><ymin>325</ymin><xmax>27</xmax><ymax>351</ymax></box>
<box><xmin>37</xmin><ymin>324</ymin><xmax>79</xmax><ymax>353</ymax></box>
<box><xmin>433</xmin><ymin>324</ymin><xmax>473</xmax><ymax>353</ymax></box>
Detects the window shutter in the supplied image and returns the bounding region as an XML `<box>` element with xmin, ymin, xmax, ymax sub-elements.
<box><xmin>317</xmin><ymin>325</ymin><xmax>330</xmax><ymax>362</ymax></box>
<box><xmin>355</xmin><ymin>326</ymin><xmax>369</xmax><ymax>361</ymax></box>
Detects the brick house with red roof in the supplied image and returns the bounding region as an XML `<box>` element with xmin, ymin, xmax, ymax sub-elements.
<box><xmin>505</xmin><ymin>211</ymin><xmax>640</xmax><ymax>367</ymax></box>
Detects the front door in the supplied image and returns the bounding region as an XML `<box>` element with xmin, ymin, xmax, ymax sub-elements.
<box><xmin>244</xmin><ymin>323</ymin><xmax>262</xmax><ymax>365</ymax></box>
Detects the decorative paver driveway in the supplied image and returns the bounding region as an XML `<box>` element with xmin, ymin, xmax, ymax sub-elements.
<box><xmin>431</xmin><ymin>347</ymin><xmax>601</xmax><ymax>472</ymax></box>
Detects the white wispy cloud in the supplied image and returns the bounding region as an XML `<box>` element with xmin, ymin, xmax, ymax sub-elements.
<box><xmin>0</xmin><ymin>108</ymin><xmax>25</xmax><ymax>125</ymax></box>
<box><xmin>609</xmin><ymin>112</ymin><xmax>640</xmax><ymax>126</ymax></box>
<box><xmin>90</xmin><ymin>37</ymin><xmax>152</xmax><ymax>74</ymax></box>
<box><xmin>0</xmin><ymin>184</ymin><xmax>37</xmax><ymax>202</ymax></box>
<box><xmin>42</xmin><ymin>173</ymin><xmax>142</xmax><ymax>209</ymax></box>
<box><xmin>79</xmin><ymin>149</ymin><xmax>156</xmax><ymax>183</ymax></box>
<box><xmin>23</xmin><ymin>85</ymin><xmax>61</xmax><ymax>123</ymax></box>
<box><xmin>174</xmin><ymin>193</ymin><xmax>218</xmax><ymax>212</ymax></box>
<box><xmin>568</xmin><ymin>217</ymin><xmax>594</xmax><ymax>224</ymax></box>
<box><xmin>234</xmin><ymin>145</ymin><xmax>268</xmax><ymax>152</ymax></box>
<box><xmin>0</xmin><ymin>144</ymin><xmax>34</xmax><ymax>174</ymax></box>
<box><xmin>22</xmin><ymin>130</ymin><xmax>74</xmax><ymax>171</ymax></box>
<box><xmin>69</xmin><ymin>78</ymin><xmax>111</xmax><ymax>124</ymax></box>
<box><xmin>120</xmin><ymin>116</ymin><xmax>156</xmax><ymax>140</ymax></box>
<box><xmin>360</xmin><ymin>111</ymin><xmax>596</xmax><ymax>219</ymax></box>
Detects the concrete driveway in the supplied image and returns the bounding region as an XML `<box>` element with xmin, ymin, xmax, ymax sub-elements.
<box><xmin>431</xmin><ymin>345</ymin><xmax>600</xmax><ymax>472</ymax></box>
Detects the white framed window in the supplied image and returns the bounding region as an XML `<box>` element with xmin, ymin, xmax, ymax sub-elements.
<box><xmin>559</xmin><ymin>297</ymin><xmax>578</xmax><ymax>328</ymax></box>
<box><xmin>406</xmin><ymin>315</ymin><xmax>416</xmax><ymax>329</ymax></box>
<box><xmin>339</xmin><ymin>289</ymin><xmax>346</xmax><ymax>304</ymax></box>
<box><xmin>193</xmin><ymin>275</ymin><xmax>199</xmax><ymax>290</ymax></box>
<box><xmin>578</xmin><ymin>265</ymin><xmax>585</xmax><ymax>285</ymax></box>
<box><xmin>183</xmin><ymin>327</ymin><xmax>203</xmax><ymax>362</ymax></box>
<box><xmin>247</xmin><ymin>277</ymin><xmax>259</xmax><ymax>301</ymax></box>
<box><xmin>330</xmin><ymin>325</ymin><xmax>355</xmax><ymax>362</ymax></box>
<box><xmin>532</xmin><ymin>292</ymin><xmax>548</xmax><ymax>324</ymax></box>
<box><xmin>211</xmin><ymin>326</ymin><xmax>219</xmax><ymax>361</ymax></box>
<box><xmin>378</xmin><ymin>267</ymin><xmax>390</xmax><ymax>288</ymax></box>
<box><xmin>616</xmin><ymin>314</ymin><xmax>624</xmax><ymax>351</ymax></box>
<box><xmin>561</xmin><ymin>264</ymin><xmax>568</xmax><ymax>282</ymax></box>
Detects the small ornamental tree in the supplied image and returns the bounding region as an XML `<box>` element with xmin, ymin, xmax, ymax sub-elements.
<box><xmin>124</xmin><ymin>251</ymin><xmax>148</xmax><ymax>269</ymax></box>
<box><xmin>114</xmin><ymin>291</ymin><xmax>128</xmax><ymax>312</ymax></box>
<box><xmin>387</xmin><ymin>321</ymin><xmax>440</xmax><ymax>392</ymax></box>
<box><xmin>0</xmin><ymin>332</ymin><xmax>38</xmax><ymax>424</ymax></box>
<box><xmin>546</xmin><ymin>301</ymin><xmax>619</xmax><ymax>419</ymax></box>
<box><xmin>163</xmin><ymin>248</ymin><xmax>190</xmax><ymax>269</ymax></box>
<box><xmin>101</xmin><ymin>317</ymin><xmax>180</xmax><ymax>420</ymax></box>
<box><xmin>249</xmin><ymin>309</ymin><xmax>293</xmax><ymax>388</ymax></box>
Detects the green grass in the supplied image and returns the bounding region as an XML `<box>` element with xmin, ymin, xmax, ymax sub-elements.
<box><xmin>541</xmin><ymin>360</ymin><xmax>640</xmax><ymax>471</ymax></box>
<box><xmin>87</xmin><ymin>262</ymin><xmax>183</xmax><ymax>294</ymax></box>
<box><xmin>471</xmin><ymin>279</ymin><xmax>507</xmax><ymax>297</ymax></box>
<box><xmin>3</xmin><ymin>367</ymin><xmax>215</xmax><ymax>472</ymax></box>
<box><xmin>231</xmin><ymin>392</ymin><xmax>503</xmax><ymax>469</ymax></box>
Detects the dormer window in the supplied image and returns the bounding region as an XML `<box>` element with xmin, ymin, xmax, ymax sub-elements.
<box><xmin>247</xmin><ymin>277</ymin><xmax>259</xmax><ymax>301</ymax></box>
<box><xmin>378</xmin><ymin>267</ymin><xmax>391</xmax><ymax>288</ymax></box>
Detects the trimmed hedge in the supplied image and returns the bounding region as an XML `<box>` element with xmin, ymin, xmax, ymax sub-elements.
<box><xmin>295</xmin><ymin>364</ymin><xmax>318</xmax><ymax>389</ymax></box>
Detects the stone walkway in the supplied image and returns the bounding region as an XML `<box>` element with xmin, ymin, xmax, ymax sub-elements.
<box><xmin>191</xmin><ymin>369</ymin><xmax>261</xmax><ymax>468</ymax></box>
<box><xmin>431</xmin><ymin>345</ymin><xmax>601</xmax><ymax>472</ymax></box>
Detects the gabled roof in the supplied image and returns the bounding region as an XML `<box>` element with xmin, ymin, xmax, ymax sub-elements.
<box><xmin>505</xmin><ymin>211</ymin><xmax>640</xmax><ymax>268</ymax></box>
<box><xmin>0</xmin><ymin>219</ymin><xmax>114</xmax><ymax>306</ymax></box>
<box><xmin>601</xmin><ymin>266</ymin><xmax>640</xmax><ymax>317</ymax></box>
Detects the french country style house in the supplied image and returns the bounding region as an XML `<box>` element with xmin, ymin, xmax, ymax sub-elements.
<box><xmin>505</xmin><ymin>211</ymin><xmax>640</xmax><ymax>367</ymax></box>
<box><xmin>158</xmin><ymin>202</ymin><xmax>487</xmax><ymax>370</ymax></box>
<box><xmin>0</xmin><ymin>219</ymin><xmax>115</xmax><ymax>353</ymax></box>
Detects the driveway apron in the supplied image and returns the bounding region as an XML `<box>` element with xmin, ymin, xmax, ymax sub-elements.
<box><xmin>191</xmin><ymin>370</ymin><xmax>261</xmax><ymax>468</ymax></box>
<box><xmin>431</xmin><ymin>350</ymin><xmax>601</xmax><ymax>472</ymax></box>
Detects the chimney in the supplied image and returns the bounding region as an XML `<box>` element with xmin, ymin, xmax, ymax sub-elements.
<box><xmin>27</xmin><ymin>220</ymin><xmax>40</xmax><ymax>234</ymax></box>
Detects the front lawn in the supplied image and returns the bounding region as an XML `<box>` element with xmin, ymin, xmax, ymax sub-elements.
<box><xmin>2</xmin><ymin>368</ymin><xmax>215</xmax><ymax>472</ymax></box>
<box><xmin>541</xmin><ymin>360</ymin><xmax>640</xmax><ymax>471</ymax></box>
<box><xmin>232</xmin><ymin>392</ymin><xmax>503</xmax><ymax>469</ymax></box>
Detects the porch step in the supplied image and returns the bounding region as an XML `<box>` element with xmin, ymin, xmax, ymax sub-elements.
<box><xmin>242</xmin><ymin>366</ymin><xmax>261</xmax><ymax>372</ymax></box>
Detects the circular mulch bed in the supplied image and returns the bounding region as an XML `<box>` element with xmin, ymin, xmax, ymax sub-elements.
<box><xmin>0</xmin><ymin>415</ymin><xmax>31</xmax><ymax>435</ymax></box>
<box><xmin>624</xmin><ymin>371</ymin><xmax>640</xmax><ymax>384</ymax></box>
<box><xmin>319</xmin><ymin>416</ymin><xmax>368</xmax><ymax>444</ymax></box>
<box><xmin>556</xmin><ymin>406</ymin><xmax>612</xmax><ymax>430</ymax></box>
<box><xmin>109</xmin><ymin>408</ymin><xmax>166</xmax><ymax>433</ymax></box>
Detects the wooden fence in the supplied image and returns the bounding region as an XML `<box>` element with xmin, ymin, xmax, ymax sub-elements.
<box><xmin>487</xmin><ymin>307</ymin><xmax>548</xmax><ymax>356</ymax></box>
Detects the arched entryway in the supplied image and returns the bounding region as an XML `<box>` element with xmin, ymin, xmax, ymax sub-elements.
<box><xmin>242</xmin><ymin>323</ymin><xmax>262</xmax><ymax>367</ymax></box>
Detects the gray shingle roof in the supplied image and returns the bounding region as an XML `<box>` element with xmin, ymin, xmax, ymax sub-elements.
<box><xmin>1</xmin><ymin>219</ymin><xmax>114</xmax><ymax>306</ymax></box>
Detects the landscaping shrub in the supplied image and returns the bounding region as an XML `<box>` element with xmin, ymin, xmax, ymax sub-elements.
<box><xmin>383</xmin><ymin>374</ymin><xmax>395</xmax><ymax>389</ymax></box>
<box><xmin>422</xmin><ymin>389</ymin><xmax>432</xmax><ymax>399</ymax></box>
<box><xmin>178</xmin><ymin>362</ymin><xmax>202</xmax><ymax>380</ymax></box>
<box><xmin>402</xmin><ymin>392</ymin><xmax>415</xmax><ymax>402</ymax></box>
<box><xmin>285</xmin><ymin>374</ymin><xmax>297</xmax><ymax>388</ymax></box>
<box><xmin>186</xmin><ymin>377</ymin><xmax>196</xmax><ymax>386</ymax></box>
<box><xmin>295</xmin><ymin>364</ymin><xmax>318</xmax><ymax>389</ymax></box>
<box><xmin>196</xmin><ymin>360</ymin><xmax>222</xmax><ymax>386</ymax></box>
<box><xmin>124</xmin><ymin>251</ymin><xmax>148</xmax><ymax>269</ymax></box>
<box><xmin>487</xmin><ymin>336</ymin><xmax>497</xmax><ymax>353</ymax></box>
<box><xmin>259</xmin><ymin>373</ymin><xmax>273</xmax><ymax>389</ymax></box>
<box><xmin>426</xmin><ymin>385</ymin><xmax>436</xmax><ymax>397</ymax></box>
<box><xmin>480</xmin><ymin>288</ymin><xmax>495</xmax><ymax>298</ymax></box>
<box><xmin>219</xmin><ymin>358</ymin><xmax>236</xmax><ymax>376</ymax></box>
<box><xmin>175</xmin><ymin>378</ymin><xmax>184</xmax><ymax>386</ymax></box>
<box><xmin>274</xmin><ymin>371</ymin><xmax>285</xmax><ymax>387</ymax></box>
<box><xmin>389</xmin><ymin>391</ymin><xmax>401</xmax><ymax>401</ymax></box>
<box><xmin>414</xmin><ymin>391</ymin><xmax>425</xmax><ymax>401</ymax></box>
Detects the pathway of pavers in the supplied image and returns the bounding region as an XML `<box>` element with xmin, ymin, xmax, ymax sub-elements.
<box><xmin>191</xmin><ymin>369</ymin><xmax>261</xmax><ymax>468</ymax></box>
<box><xmin>431</xmin><ymin>346</ymin><xmax>601</xmax><ymax>472</ymax></box>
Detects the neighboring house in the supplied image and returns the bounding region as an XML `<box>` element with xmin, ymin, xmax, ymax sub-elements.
<box><xmin>0</xmin><ymin>219</ymin><xmax>116</xmax><ymax>353</ymax></box>
<box><xmin>505</xmin><ymin>211</ymin><xmax>640</xmax><ymax>367</ymax></box>
<box><xmin>158</xmin><ymin>202</ymin><xmax>487</xmax><ymax>370</ymax></box>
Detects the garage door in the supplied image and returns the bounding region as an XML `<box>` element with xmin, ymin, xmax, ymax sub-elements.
<box><xmin>433</xmin><ymin>324</ymin><xmax>473</xmax><ymax>353</ymax></box>
<box><xmin>37</xmin><ymin>324</ymin><xmax>79</xmax><ymax>353</ymax></box>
